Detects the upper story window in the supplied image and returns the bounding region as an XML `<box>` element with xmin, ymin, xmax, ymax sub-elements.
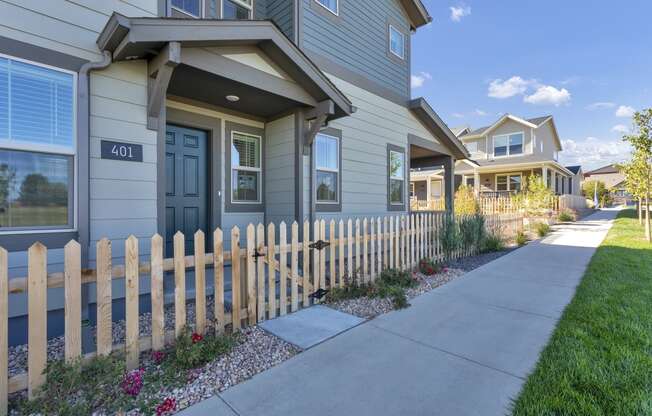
<box><xmin>0</xmin><ymin>55</ymin><xmax>76</xmax><ymax>231</ymax></box>
<box><xmin>171</xmin><ymin>0</ymin><xmax>202</xmax><ymax>17</ymax></box>
<box><xmin>223</xmin><ymin>0</ymin><xmax>252</xmax><ymax>19</ymax></box>
<box><xmin>389</xmin><ymin>25</ymin><xmax>405</xmax><ymax>60</ymax></box>
<box><xmin>231</xmin><ymin>131</ymin><xmax>261</xmax><ymax>203</ymax></box>
<box><xmin>315</xmin><ymin>133</ymin><xmax>340</xmax><ymax>203</ymax></box>
<box><xmin>493</xmin><ymin>132</ymin><xmax>523</xmax><ymax>157</ymax></box>
<box><xmin>465</xmin><ymin>141</ymin><xmax>478</xmax><ymax>154</ymax></box>
<box><xmin>315</xmin><ymin>0</ymin><xmax>338</xmax><ymax>15</ymax></box>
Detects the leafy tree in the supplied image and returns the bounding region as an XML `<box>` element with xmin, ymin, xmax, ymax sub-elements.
<box><xmin>622</xmin><ymin>108</ymin><xmax>652</xmax><ymax>242</ymax></box>
<box><xmin>582</xmin><ymin>180</ymin><xmax>611</xmax><ymax>208</ymax></box>
<box><xmin>454</xmin><ymin>185</ymin><xmax>478</xmax><ymax>215</ymax></box>
<box><xmin>18</xmin><ymin>174</ymin><xmax>67</xmax><ymax>207</ymax></box>
<box><xmin>522</xmin><ymin>175</ymin><xmax>555</xmax><ymax>215</ymax></box>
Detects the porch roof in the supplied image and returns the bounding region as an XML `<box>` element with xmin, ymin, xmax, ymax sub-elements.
<box><xmin>97</xmin><ymin>14</ymin><xmax>354</xmax><ymax>121</ymax></box>
<box><xmin>408</xmin><ymin>98</ymin><xmax>470</xmax><ymax>160</ymax></box>
<box><xmin>456</xmin><ymin>156</ymin><xmax>574</xmax><ymax>176</ymax></box>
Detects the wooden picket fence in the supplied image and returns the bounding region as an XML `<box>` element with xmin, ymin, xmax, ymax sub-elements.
<box><xmin>0</xmin><ymin>211</ymin><xmax>524</xmax><ymax>413</ymax></box>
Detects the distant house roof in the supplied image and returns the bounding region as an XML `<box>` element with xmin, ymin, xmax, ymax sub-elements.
<box><xmin>585</xmin><ymin>164</ymin><xmax>621</xmax><ymax>175</ymax></box>
<box><xmin>566</xmin><ymin>165</ymin><xmax>582</xmax><ymax>175</ymax></box>
<box><xmin>460</xmin><ymin>114</ymin><xmax>552</xmax><ymax>138</ymax></box>
<box><xmin>450</xmin><ymin>126</ymin><xmax>471</xmax><ymax>137</ymax></box>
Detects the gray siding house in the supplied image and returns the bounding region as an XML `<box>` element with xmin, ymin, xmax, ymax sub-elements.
<box><xmin>0</xmin><ymin>0</ymin><xmax>467</xmax><ymax>343</ymax></box>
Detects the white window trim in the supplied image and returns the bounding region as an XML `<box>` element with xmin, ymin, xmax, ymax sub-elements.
<box><xmin>389</xmin><ymin>150</ymin><xmax>405</xmax><ymax>205</ymax></box>
<box><xmin>230</xmin><ymin>130</ymin><xmax>262</xmax><ymax>204</ymax></box>
<box><xmin>0</xmin><ymin>52</ymin><xmax>78</xmax><ymax>234</ymax></box>
<box><xmin>315</xmin><ymin>133</ymin><xmax>340</xmax><ymax>204</ymax></box>
<box><xmin>171</xmin><ymin>0</ymin><xmax>205</xmax><ymax>18</ymax></box>
<box><xmin>492</xmin><ymin>131</ymin><xmax>524</xmax><ymax>158</ymax></box>
<box><xmin>222</xmin><ymin>0</ymin><xmax>254</xmax><ymax>18</ymax></box>
<box><xmin>314</xmin><ymin>0</ymin><xmax>339</xmax><ymax>16</ymax></box>
<box><xmin>389</xmin><ymin>25</ymin><xmax>405</xmax><ymax>60</ymax></box>
<box><xmin>494</xmin><ymin>173</ymin><xmax>523</xmax><ymax>192</ymax></box>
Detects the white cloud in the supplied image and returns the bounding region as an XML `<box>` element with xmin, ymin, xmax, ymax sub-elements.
<box><xmin>488</xmin><ymin>76</ymin><xmax>533</xmax><ymax>99</ymax></box>
<box><xmin>586</xmin><ymin>102</ymin><xmax>615</xmax><ymax>110</ymax></box>
<box><xmin>615</xmin><ymin>105</ymin><xmax>635</xmax><ymax>118</ymax></box>
<box><xmin>411</xmin><ymin>72</ymin><xmax>432</xmax><ymax>88</ymax></box>
<box><xmin>523</xmin><ymin>85</ymin><xmax>571</xmax><ymax>106</ymax></box>
<box><xmin>474</xmin><ymin>109</ymin><xmax>488</xmax><ymax>116</ymax></box>
<box><xmin>449</xmin><ymin>5</ymin><xmax>471</xmax><ymax>22</ymax></box>
<box><xmin>559</xmin><ymin>137</ymin><xmax>631</xmax><ymax>170</ymax></box>
<box><xmin>452</xmin><ymin>113</ymin><xmax>465</xmax><ymax>118</ymax></box>
<box><xmin>611</xmin><ymin>124</ymin><xmax>629</xmax><ymax>134</ymax></box>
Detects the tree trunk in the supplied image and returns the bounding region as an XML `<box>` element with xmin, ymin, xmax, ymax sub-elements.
<box><xmin>639</xmin><ymin>197</ymin><xmax>644</xmax><ymax>225</ymax></box>
<box><xmin>646</xmin><ymin>195</ymin><xmax>651</xmax><ymax>243</ymax></box>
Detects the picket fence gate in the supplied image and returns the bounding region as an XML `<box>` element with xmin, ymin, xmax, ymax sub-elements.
<box><xmin>0</xmin><ymin>211</ymin><xmax>524</xmax><ymax>413</ymax></box>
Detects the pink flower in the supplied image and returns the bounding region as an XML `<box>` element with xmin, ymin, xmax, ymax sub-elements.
<box><xmin>191</xmin><ymin>333</ymin><xmax>204</xmax><ymax>344</ymax></box>
<box><xmin>151</xmin><ymin>350</ymin><xmax>166</xmax><ymax>364</ymax></box>
<box><xmin>156</xmin><ymin>397</ymin><xmax>177</xmax><ymax>416</ymax></box>
<box><xmin>121</xmin><ymin>368</ymin><xmax>145</xmax><ymax>396</ymax></box>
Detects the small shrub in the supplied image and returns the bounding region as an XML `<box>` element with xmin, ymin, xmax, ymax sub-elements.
<box><xmin>558</xmin><ymin>209</ymin><xmax>575</xmax><ymax>222</ymax></box>
<box><xmin>326</xmin><ymin>281</ymin><xmax>373</xmax><ymax>302</ymax></box>
<box><xmin>172</xmin><ymin>329</ymin><xmax>235</xmax><ymax>371</ymax></box>
<box><xmin>454</xmin><ymin>185</ymin><xmax>479</xmax><ymax>215</ymax></box>
<box><xmin>378</xmin><ymin>268</ymin><xmax>417</xmax><ymax>289</ymax></box>
<box><xmin>418</xmin><ymin>258</ymin><xmax>441</xmax><ymax>276</ymax></box>
<box><xmin>440</xmin><ymin>214</ymin><xmax>461</xmax><ymax>256</ymax></box>
<box><xmin>516</xmin><ymin>230</ymin><xmax>528</xmax><ymax>246</ymax></box>
<box><xmin>482</xmin><ymin>232</ymin><xmax>505</xmax><ymax>252</ymax></box>
<box><xmin>534</xmin><ymin>222</ymin><xmax>551</xmax><ymax>237</ymax></box>
<box><xmin>327</xmin><ymin>269</ymin><xmax>414</xmax><ymax>310</ymax></box>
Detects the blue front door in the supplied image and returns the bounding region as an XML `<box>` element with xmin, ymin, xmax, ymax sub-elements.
<box><xmin>165</xmin><ymin>125</ymin><xmax>209</xmax><ymax>257</ymax></box>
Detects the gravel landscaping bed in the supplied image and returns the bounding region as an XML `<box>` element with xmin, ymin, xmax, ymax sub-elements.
<box><xmin>445</xmin><ymin>248</ymin><xmax>517</xmax><ymax>272</ymax></box>
<box><xmin>328</xmin><ymin>267</ymin><xmax>465</xmax><ymax>319</ymax></box>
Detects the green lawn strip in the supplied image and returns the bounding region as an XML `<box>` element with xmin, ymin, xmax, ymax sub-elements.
<box><xmin>512</xmin><ymin>209</ymin><xmax>652</xmax><ymax>416</ymax></box>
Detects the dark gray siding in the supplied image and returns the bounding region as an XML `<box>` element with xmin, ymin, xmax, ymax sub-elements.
<box><xmin>267</xmin><ymin>0</ymin><xmax>294</xmax><ymax>40</ymax></box>
<box><xmin>300</xmin><ymin>0</ymin><xmax>411</xmax><ymax>100</ymax></box>
<box><xmin>254</xmin><ymin>0</ymin><xmax>268</xmax><ymax>19</ymax></box>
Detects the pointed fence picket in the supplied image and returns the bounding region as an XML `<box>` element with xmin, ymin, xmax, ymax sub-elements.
<box><xmin>1</xmin><ymin>211</ymin><xmax>523</xmax><ymax>403</ymax></box>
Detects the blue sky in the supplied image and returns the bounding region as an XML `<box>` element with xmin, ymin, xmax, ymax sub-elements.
<box><xmin>410</xmin><ymin>0</ymin><xmax>651</xmax><ymax>170</ymax></box>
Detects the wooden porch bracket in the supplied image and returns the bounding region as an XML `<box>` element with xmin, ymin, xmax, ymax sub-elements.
<box><xmin>147</xmin><ymin>42</ymin><xmax>181</xmax><ymax>130</ymax></box>
<box><xmin>303</xmin><ymin>100</ymin><xmax>335</xmax><ymax>153</ymax></box>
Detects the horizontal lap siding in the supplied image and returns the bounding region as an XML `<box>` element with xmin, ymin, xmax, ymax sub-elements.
<box><xmin>301</xmin><ymin>0</ymin><xmax>409</xmax><ymax>99</ymax></box>
<box><xmin>267</xmin><ymin>0</ymin><xmax>294</xmax><ymax>39</ymax></box>
<box><xmin>265</xmin><ymin>115</ymin><xmax>296</xmax><ymax>226</ymax></box>
<box><xmin>0</xmin><ymin>0</ymin><xmax>157</xmax><ymax>61</ymax></box>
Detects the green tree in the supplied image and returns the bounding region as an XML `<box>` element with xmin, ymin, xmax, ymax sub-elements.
<box><xmin>622</xmin><ymin>108</ymin><xmax>652</xmax><ymax>242</ymax></box>
<box><xmin>522</xmin><ymin>175</ymin><xmax>554</xmax><ymax>215</ymax></box>
<box><xmin>582</xmin><ymin>180</ymin><xmax>611</xmax><ymax>208</ymax></box>
<box><xmin>454</xmin><ymin>185</ymin><xmax>479</xmax><ymax>215</ymax></box>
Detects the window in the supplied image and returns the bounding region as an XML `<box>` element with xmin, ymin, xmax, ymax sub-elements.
<box><xmin>496</xmin><ymin>174</ymin><xmax>522</xmax><ymax>192</ymax></box>
<box><xmin>465</xmin><ymin>141</ymin><xmax>478</xmax><ymax>154</ymax></box>
<box><xmin>465</xmin><ymin>177</ymin><xmax>475</xmax><ymax>188</ymax></box>
<box><xmin>493</xmin><ymin>133</ymin><xmax>523</xmax><ymax>157</ymax></box>
<box><xmin>0</xmin><ymin>55</ymin><xmax>75</xmax><ymax>231</ymax></box>
<box><xmin>389</xmin><ymin>150</ymin><xmax>405</xmax><ymax>204</ymax></box>
<box><xmin>315</xmin><ymin>0</ymin><xmax>338</xmax><ymax>15</ymax></box>
<box><xmin>389</xmin><ymin>26</ymin><xmax>405</xmax><ymax>59</ymax></box>
<box><xmin>171</xmin><ymin>0</ymin><xmax>202</xmax><ymax>17</ymax></box>
<box><xmin>231</xmin><ymin>132</ymin><xmax>261</xmax><ymax>203</ymax></box>
<box><xmin>315</xmin><ymin>133</ymin><xmax>339</xmax><ymax>203</ymax></box>
<box><xmin>223</xmin><ymin>0</ymin><xmax>252</xmax><ymax>19</ymax></box>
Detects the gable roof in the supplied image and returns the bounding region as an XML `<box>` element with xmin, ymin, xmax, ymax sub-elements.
<box><xmin>399</xmin><ymin>0</ymin><xmax>433</xmax><ymax>30</ymax></box>
<box><xmin>459</xmin><ymin>113</ymin><xmax>562</xmax><ymax>151</ymax></box>
<box><xmin>585</xmin><ymin>164</ymin><xmax>621</xmax><ymax>175</ymax></box>
<box><xmin>566</xmin><ymin>165</ymin><xmax>582</xmax><ymax>175</ymax></box>
<box><xmin>450</xmin><ymin>126</ymin><xmax>471</xmax><ymax>137</ymax></box>
<box><xmin>408</xmin><ymin>98</ymin><xmax>470</xmax><ymax>159</ymax></box>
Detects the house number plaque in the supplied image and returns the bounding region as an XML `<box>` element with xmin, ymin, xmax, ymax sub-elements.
<box><xmin>100</xmin><ymin>140</ymin><xmax>143</xmax><ymax>162</ymax></box>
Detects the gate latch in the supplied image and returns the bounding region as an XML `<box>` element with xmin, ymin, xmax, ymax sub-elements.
<box><xmin>309</xmin><ymin>240</ymin><xmax>330</xmax><ymax>251</ymax></box>
<box><xmin>309</xmin><ymin>288</ymin><xmax>329</xmax><ymax>300</ymax></box>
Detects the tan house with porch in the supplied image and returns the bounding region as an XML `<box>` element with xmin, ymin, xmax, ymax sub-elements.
<box><xmin>454</xmin><ymin>114</ymin><xmax>576</xmax><ymax>196</ymax></box>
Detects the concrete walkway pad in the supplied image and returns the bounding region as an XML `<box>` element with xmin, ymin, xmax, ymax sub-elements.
<box><xmin>258</xmin><ymin>305</ymin><xmax>364</xmax><ymax>349</ymax></box>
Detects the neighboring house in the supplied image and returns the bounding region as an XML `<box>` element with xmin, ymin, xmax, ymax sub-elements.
<box><xmin>454</xmin><ymin>114</ymin><xmax>575</xmax><ymax>196</ymax></box>
<box><xmin>409</xmin><ymin>168</ymin><xmax>445</xmax><ymax>211</ymax></box>
<box><xmin>0</xmin><ymin>0</ymin><xmax>468</xmax><ymax>343</ymax></box>
<box><xmin>565</xmin><ymin>165</ymin><xmax>584</xmax><ymax>197</ymax></box>
<box><xmin>584</xmin><ymin>164</ymin><xmax>629</xmax><ymax>202</ymax></box>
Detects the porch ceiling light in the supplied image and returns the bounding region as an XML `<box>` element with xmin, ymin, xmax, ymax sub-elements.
<box><xmin>226</xmin><ymin>95</ymin><xmax>240</xmax><ymax>102</ymax></box>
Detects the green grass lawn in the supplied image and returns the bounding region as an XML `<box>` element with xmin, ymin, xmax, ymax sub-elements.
<box><xmin>512</xmin><ymin>209</ymin><xmax>652</xmax><ymax>416</ymax></box>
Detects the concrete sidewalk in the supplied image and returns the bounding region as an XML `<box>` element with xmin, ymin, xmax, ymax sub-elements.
<box><xmin>180</xmin><ymin>209</ymin><xmax>619</xmax><ymax>416</ymax></box>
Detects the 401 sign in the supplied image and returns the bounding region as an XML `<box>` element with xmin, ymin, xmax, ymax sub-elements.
<box><xmin>100</xmin><ymin>140</ymin><xmax>144</xmax><ymax>162</ymax></box>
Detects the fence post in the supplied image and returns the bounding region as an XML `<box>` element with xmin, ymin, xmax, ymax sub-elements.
<box><xmin>312</xmin><ymin>221</ymin><xmax>320</xmax><ymax>303</ymax></box>
<box><xmin>329</xmin><ymin>220</ymin><xmax>336</xmax><ymax>290</ymax></box>
<box><xmin>302</xmin><ymin>221</ymin><xmax>311</xmax><ymax>307</ymax></box>
<box><xmin>362</xmin><ymin>218</ymin><xmax>368</xmax><ymax>283</ymax></box>
<box><xmin>214</xmin><ymin>228</ymin><xmax>225</xmax><ymax>334</ymax></box>
<box><xmin>384</xmin><ymin>217</ymin><xmax>389</xmax><ymax>270</ymax></box>
<box><xmin>151</xmin><ymin>234</ymin><xmax>164</xmax><ymax>350</ymax></box>
<box><xmin>96</xmin><ymin>239</ymin><xmax>112</xmax><ymax>356</ymax></box>
<box><xmin>377</xmin><ymin>217</ymin><xmax>383</xmax><ymax>277</ymax></box>
<box><xmin>27</xmin><ymin>243</ymin><xmax>47</xmax><ymax>399</ymax></box>
<box><xmin>347</xmin><ymin>219</ymin><xmax>353</xmax><ymax>282</ymax></box>
<box><xmin>246</xmin><ymin>224</ymin><xmax>257</xmax><ymax>326</ymax></box>
<box><xmin>231</xmin><ymin>227</ymin><xmax>241</xmax><ymax>331</ymax></box>
<box><xmin>279</xmin><ymin>222</ymin><xmax>287</xmax><ymax>316</ymax></box>
<box><xmin>0</xmin><ymin>248</ymin><xmax>7</xmax><ymax>416</ymax></box>
<box><xmin>64</xmin><ymin>241</ymin><xmax>81</xmax><ymax>363</ymax></box>
<box><xmin>338</xmin><ymin>220</ymin><xmax>345</xmax><ymax>288</ymax></box>
<box><xmin>370</xmin><ymin>218</ymin><xmax>375</xmax><ymax>281</ymax></box>
<box><xmin>388</xmin><ymin>216</ymin><xmax>394</xmax><ymax>269</ymax></box>
<box><xmin>291</xmin><ymin>222</ymin><xmax>299</xmax><ymax>311</ymax></box>
<box><xmin>267</xmin><ymin>223</ymin><xmax>276</xmax><ymax>319</ymax></box>
<box><xmin>320</xmin><ymin>220</ymin><xmax>326</xmax><ymax>294</ymax></box>
<box><xmin>194</xmin><ymin>230</ymin><xmax>206</xmax><ymax>335</ymax></box>
<box><xmin>173</xmin><ymin>232</ymin><xmax>186</xmax><ymax>338</ymax></box>
<box><xmin>125</xmin><ymin>235</ymin><xmax>139</xmax><ymax>370</ymax></box>
<box><xmin>256</xmin><ymin>224</ymin><xmax>266</xmax><ymax>321</ymax></box>
<box><xmin>355</xmin><ymin>219</ymin><xmax>361</xmax><ymax>282</ymax></box>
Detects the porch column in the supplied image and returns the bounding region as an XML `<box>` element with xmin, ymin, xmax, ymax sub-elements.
<box><xmin>551</xmin><ymin>170</ymin><xmax>557</xmax><ymax>194</ymax></box>
<box><xmin>474</xmin><ymin>171</ymin><xmax>480</xmax><ymax>196</ymax></box>
<box><xmin>411</xmin><ymin>155</ymin><xmax>455</xmax><ymax>213</ymax></box>
<box><xmin>426</xmin><ymin>177</ymin><xmax>432</xmax><ymax>207</ymax></box>
<box><xmin>542</xmin><ymin>166</ymin><xmax>549</xmax><ymax>188</ymax></box>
